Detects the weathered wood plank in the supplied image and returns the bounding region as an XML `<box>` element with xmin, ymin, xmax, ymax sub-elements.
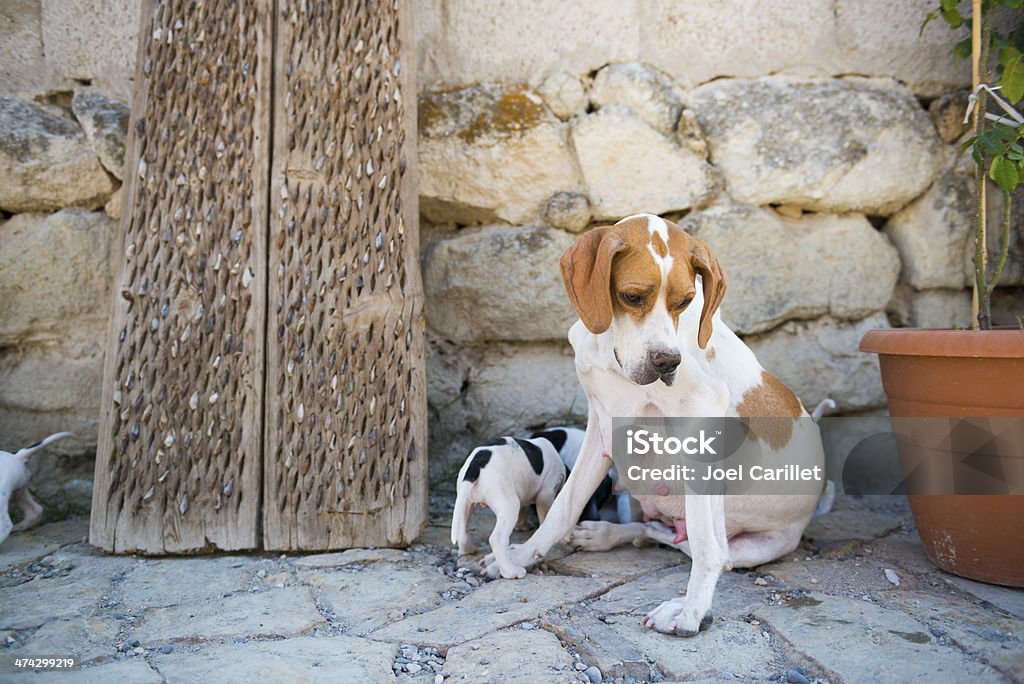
<box><xmin>263</xmin><ymin>0</ymin><xmax>427</xmax><ymax>550</ymax></box>
<box><xmin>92</xmin><ymin>0</ymin><xmax>272</xmax><ymax>553</ymax></box>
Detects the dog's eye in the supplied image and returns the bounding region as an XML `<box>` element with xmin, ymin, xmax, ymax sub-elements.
<box><xmin>619</xmin><ymin>292</ymin><xmax>646</xmax><ymax>307</ymax></box>
<box><xmin>673</xmin><ymin>298</ymin><xmax>694</xmax><ymax>311</ymax></box>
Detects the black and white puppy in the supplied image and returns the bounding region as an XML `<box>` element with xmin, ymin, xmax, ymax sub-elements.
<box><xmin>1</xmin><ymin>432</ymin><xmax>73</xmax><ymax>545</ymax></box>
<box><xmin>532</xmin><ymin>426</ymin><xmax>633</xmax><ymax>525</ymax></box>
<box><xmin>451</xmin><ymin>435</ymin><xmax>565</xmax><ymax>579</ymax></box>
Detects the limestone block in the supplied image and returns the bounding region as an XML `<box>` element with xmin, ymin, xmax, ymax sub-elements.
<box><xmin>536</xmin><ymin>71</ymin><xmax>588</xmax><ymax>120</ymax></box>
<box><xmin>131</xmin><ymin>585</ymin><xmax>325</xmax><ymax>642</ymax></box>
<box><xmin>443</xmin><ymin>630</ymin><xmax>576</xmax><ymax>683</ymax></box>
<box><xmin>542</xmin><ymin>191</ymin><xmax>591</xmax><ymax>232</ymax></box>
<box><xmin>757</xmin><ymin>593</ymin><xmax>999</xmax><ymax>681</ymax></box>
<box><xmin>116</xmin><ymin>557</ymin><xmax>255</xmax><ymax>611</ymax></box>
<box><xmin>12</xmin><ymin>616</ymin><xmax>119</xmax><ymax>665</ymax></box>
<box><xmin>0</xmin><ymin>97</ymin><xmax>116</xmax><ymax>212</ymax></box>
<box><xmin>370</xmin><ymin>574</ymin><xmax>605</xmax><ymax>646</ymax></box>
<box><xmin>412</xmin><ymin>0</ymin><xmax>638</xmax><ymax>90</ymax></box>
<box><xmin>885</xmin><ymin>168</ymin><xmax>1024</xmax><ymax>289</ymax></box>
<box><xmin>571</xmin><ymin>106</ymin><xmax>718</xmax><ymax>221</ymax></box>
<box><xmin>426</xmin><ymin>338</ymin><xmax>586</xmax><ymax>481</ymax></box>
<box><xmin>744</xmin><ymin>314</ymin><xmax>891</xmax><ymax>412</ymax></box>
<box><xmin>688</xmin><ymin>77</ymin><xmax>943</xmax><ymax>215</ymax></box>
<box><xmin>423</xmin><ymin>225</ymin><xmax>577</xmax><ymax>342</ymax></box>
<box><xmin>887</xmin><ymin>285</ymin><xmax>972</xmax><ymax>330</ymax></box>
<box><xmin>71</xmin><ymin>90</ymin><xmax>129</xmax><ymax>179</ymax></box>
<box><xmin>0</xmin><ymin>210</ymin><xmax>113</xmax><ymax>458</ymax></box>
<box><xmin>637</xmin><ymin>0</ymin><xmax>841</xmax><ymax>89</ymax></box>
<box><xmin>414</xmin><ymin>2</ymin><xmax>969</xmax><ymax>97</ymax></box>
<box><xmin>0</xmin><ymin>552</ymin><xmax>126</xmax><ymax>629</ymax></box>
<box><xmin>885</xmin><ymin>169</ymin><xmax>973</xmax><ymax>289</ymax></box>
<box><xmin>0</xmin><ymin>342</ymin><xmax>105</xmax><ymax>457</ymax></box>
<box><xmin>684</xmin><ymin>202</ymin><xmax>900</xmax><ymax>334</ymax></box>
<box><xmin>0</xmin><ymin>0</ymin><xmax>51</xmax><ymax>96</ymax></box>
<box><xmin>306</xmin><ymin>565</ymin><xmax>461</xmax><ymax>636</ymax></box>
<box><xmin>590</xmin><ymin>62</ymin><xmax>683</xmax><ymax>136</ymax></box>
<box><xmin>153</xmin><ymin>636</ymin><xmax>398</xmax><ymax>684</ymax></box>
<box><xmin>418</xmin><ymin>84</ymin><xmax>584</xmax><ymax>224</ymax></box>
<box><xmin>40</xmin><ymin>0</ymin><xmax>138</xmax><ymax>102</ymax></box>
<box><xmin>6</xmin><ymin>661</ymin><xmax>162</xmax><ymax>684</ymax></box>
<box><xmin>834</xmin><ymin>0</ymin><xmax>972</xmax><ymax>98</ymax></box>
<box><xmin>0</xmin><ymin>210</ymin><xmax>115</xmax><ymax>341</ymax></box>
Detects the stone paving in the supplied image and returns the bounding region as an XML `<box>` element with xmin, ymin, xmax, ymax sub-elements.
<box><xmin>0</xmin><ymin>495</ymin><xmax>1022</xmax><ymax>683</ymax></box>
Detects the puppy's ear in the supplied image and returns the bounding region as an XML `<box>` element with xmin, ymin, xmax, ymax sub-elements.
<box><xmin>560</xmin><ymin>226</ymin><xmax>625</xmax><ymax>334</ymax></box>
<box><xmin>689</xmin><ymin>238</ymin><xmax>727</xmax><ymax>349</ymax></box>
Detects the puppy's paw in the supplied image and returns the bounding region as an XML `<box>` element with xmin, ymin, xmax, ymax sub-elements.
<box><xmin>479</xmin><ymin>553</ymin><xmax>498</xmax><ymax>577</ymax></box>
<box><xmin>569</xmin><ymin>520</ymin><xmax>617</xmax><ymax>551</ymax></box>
<box><xmin>641</xmin><ymin>598</ymin><xmax>713</xmax><ymax>637</ymax></box>
<box><xmin>480</xmin><ymin>544</ymin><xmax>534</xmax><ymax>579</ymax></box>
<box><xmin>457</xmin><ymin>541</ymin><xmax>478</xmax><ymax>556</ymax></box>
<box><xmin>500</xmin><ymin>564</ymin><xmax>527</xmax><ymax>579</ymax></box>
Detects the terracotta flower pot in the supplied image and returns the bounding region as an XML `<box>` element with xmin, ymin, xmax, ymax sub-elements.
<box><xmin>860</xmin><ymin>328</ymin><xmax>1024</xmax><ymax>588</ymax></box>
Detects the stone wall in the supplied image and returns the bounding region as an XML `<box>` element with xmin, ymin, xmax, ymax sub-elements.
<box><xmin>1</xmin><ymin>1</ymin><xmax>1021</xmax><ymax>496</ymax></box>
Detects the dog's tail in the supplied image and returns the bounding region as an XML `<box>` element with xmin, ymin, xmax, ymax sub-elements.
<box><xmin>810</xmin><ymin>399</ymin><xmax>836</xmax><ymax>423</ymax></box>
<box><xmin>451</xmin><ymin>479</ymin><xmax>474</xmax><ymax>548</ymax></box>
<box><xmin>15</xmin><ymin>432</ymin><xmax>74</xmax><ymax>462</ymax></box>
<box><xmin>808</xmin><ymin>400</ymin><xmax>836</xmax><ymax>515</ymax></box>
<box><xmin>814</xmin><ymin>480</ymin><xmax>836</xmax><ymax>517</ymax></box>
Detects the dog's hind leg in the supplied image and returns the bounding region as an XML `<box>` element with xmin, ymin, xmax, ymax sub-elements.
<box><xmin>570</xmin><ymin>520</ymin><xmax>648</xmax><ymax>551</ymax></box>
<box><xmin>515</xmin><ymin>507</ymin><xmax>532</xmax><ymax>531</ymax></box>
<box><xmin>451</xmin><ymin>484</ymin><xmax>478</xmax><ymax>556</ymax></box>
<box><xmin>11</xmin><ymin>489</ymin><xmax>43</xmax><ymax>533</ymax></box>
<box><xmin>726</xmin><ymin>521</ymin><xmax>805</xmax><ymax>568</ymax></box>
<box><xmin>0</xmin><ymin>491</ymin><xmax>12</xmax><ymax>545</ymax></box>
<box><xmin>534</xmin><ymin>488</ymin><xmax>557</xmax><ymax>525</ymax></box>
<box><xmin>486</xmin><ymin>491</ymin><xmax>527</xmax><ymax>579</ymax></box>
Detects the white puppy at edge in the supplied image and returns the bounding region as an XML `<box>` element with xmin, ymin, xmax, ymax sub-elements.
<box><xmin>481</xmin><ymin>213</ymin><xmax>830</xmax><ymax>637</ymax></box>
<box><xmin>1</xmin><ymin>432</ymin><xmax>73</xmax><ymax>545</ymax></box>
<box><xmin>451</xmin><ymin>435</ymin><xmax>565</xmax><ymax>579</ymax></box>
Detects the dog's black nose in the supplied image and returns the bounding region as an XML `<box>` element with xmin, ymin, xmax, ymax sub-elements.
<box><xmin>649</xmin><ymin>349</ymin><xmax>681</xmax><ymax>375</ymax></box>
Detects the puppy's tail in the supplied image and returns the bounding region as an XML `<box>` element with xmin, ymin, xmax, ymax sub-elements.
<box><xmin>451</xmin><ymin>480</ymin><xmax>473</xmax><ymax>548</ymax></box>
<box><xmin>15</xmin><ymin>432</ymin><xmax>74</xmax><ymax>462</ymax></box>
<box><xmin>810</xmin><ymin>399</ymin><xmax>836</xmax><ymax>423</ymax></box>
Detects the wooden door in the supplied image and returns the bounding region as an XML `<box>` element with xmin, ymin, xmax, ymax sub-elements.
<box><xmin>262</xmin><ymin>0</ymin><xmax>426</xmax><ymax>550</ymax></box>
<box><xmin>92</xmin><ymin>0</ymin><xmax>425</xmax><ymax>554</ymax></box>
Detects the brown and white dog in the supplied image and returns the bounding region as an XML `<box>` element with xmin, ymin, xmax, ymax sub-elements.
<box><xmin>482</xmin><ymin>213</ymin><xmax>826</xmax><ymax>638</ymax></box>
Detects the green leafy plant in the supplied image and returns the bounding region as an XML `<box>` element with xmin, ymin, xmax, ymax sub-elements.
<box><xmin>926</xmin><ymin>0</ymin><xmax>1024</xmax><ymax>328</ymax></box>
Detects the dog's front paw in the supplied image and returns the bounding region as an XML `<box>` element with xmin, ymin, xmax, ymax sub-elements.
<box><xmin>500</xmin><ymin>564</ymin><xmax>527</xmax><ymax>579</ymax></box>
<box><xmin>570</xmin><ymin>520</ymin><xmax>618</xmax><ymax>551</ymax></box>
<box><xmin>479</xmin><ymin>543</ymin><xmax>536</xmax><ymax>579</ymax></box>
<box><xmin>641</xmin><ymin>598</ymin><xmax>713</xmax><ymax>637</ymax></box>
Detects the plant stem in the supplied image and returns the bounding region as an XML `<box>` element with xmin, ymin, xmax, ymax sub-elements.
<box><xmin>984</xmin><ymin>189</ymin><xmax>1014</xmax><ymax>322</ymax></box>
<box><xmin>974</xmin><ymin>160</ymin><xmax>990</xmax><ymax>329</ymax></box>
<box><xmin>971</xmin><ymin>0</ymin><xmax>990</xmax><ymax>330</ymax></box>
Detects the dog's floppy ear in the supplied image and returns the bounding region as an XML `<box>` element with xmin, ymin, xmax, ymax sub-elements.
<box><xmin>689</xmin><ymin>238</ymin><xmax>727</xmax><ymax>349</ymax></box>
<box><xmin>560</xmin><ymin>226</ymin><xmax>625</xmax><ymax>334</ymax></box>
